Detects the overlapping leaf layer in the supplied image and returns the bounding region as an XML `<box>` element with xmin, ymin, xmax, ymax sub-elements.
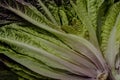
<box><xmin>0</xmin><ymin>0</ymin><xmax>120</xmax><ymax>80</ymax></box>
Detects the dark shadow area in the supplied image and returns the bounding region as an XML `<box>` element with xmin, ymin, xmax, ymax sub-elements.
<box><xmin>0</xmin><ymin>61</ymin><xmax>18</xmax><ymax>80</ymax></box>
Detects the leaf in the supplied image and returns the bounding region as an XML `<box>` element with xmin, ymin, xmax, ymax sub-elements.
<box><xmin>0</xmin><ymin>47</ymin><xmax>82</xmax><ymax>80</ymax></box>
<box><xmin>1</xmin><ymin>25</ymin><xmax>98</xmax><ymax>78</ymax></box>
<box><xmin>86</xmin><ymin>0</ymin><xmax>104</xmax><ymax>29</ymax></box>
<box><xmin>71</xmin><ymin>0</ymin><xmax>103</xmax><ymax>49</ymax></box>
<box><xmin>61</xmin><ymin>18</ymin><xmax>88</xmax><ymax>38</ymax></box>
<box><xmin>96</xmin><ymin>0</ymin><xmax>110</xmax><ymax>44</ymax></box>
<box><xmin>0</xmin><ymin>54</ymin><xmax>52</xmax><ymax>80</ymax></box>
<box><xmin>45</xmin><ymin>1</ymin><xmax>61</xmax><ymax>25</ymax></box>
<box><xmin>0</xmin><ymin>0</ymin><xmax>114</xmax><ymax>79</ymax></box>
<box><xmin>0</xmin><ymin>12</ymin><xmax>108</xmax><ymax>78</ymax></box>
<box><xmin>101</xmin><ymin>2</ymin><xmax>120</xmax><ymax>68</ymax></box>
<box><xmin>59</xmin><ymin>8</ymin><xmax>69</xmax><ymax>25</ymax></box>
<box><xmin>101</xmin><ymin>2</ymin><xmax>120</xmax><ymax>52</ymax></box>
<box><xmin>0</xmin><ymin>24</ymin><xmax>70</xmax><ymax>71</ymax></box>
<box><xmin>0</xmin><ymin>0</ymin><xmax>62</xmax><ymax>30</ymax></box>
<box><xmin>36</xmin><ymin>0</ymin><xmax>58</xmax><ymax>25</ymax></box>
<box><xmin>0</xmin><ymin>7</ymin><xmax>23</xmax><ymax>26</ymax></box>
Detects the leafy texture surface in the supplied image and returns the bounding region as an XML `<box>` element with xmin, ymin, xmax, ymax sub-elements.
<box><xmin>0</xmin><ymin>0</ymin><xmax>120</xmax><ymax>80</ymax></box>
